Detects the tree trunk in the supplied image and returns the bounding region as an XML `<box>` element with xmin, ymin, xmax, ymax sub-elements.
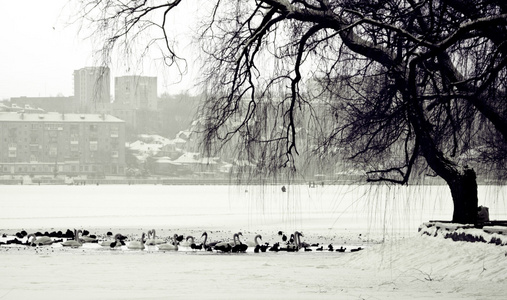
<box><xmin>404</xmin><ymin>73</ymin><xmax>480</xmax><ymax>225</ymax></box>
<box><xmin>448</xmin><ymin>167</ymin><xmax>479</xmax><ymax>224</ymax></box>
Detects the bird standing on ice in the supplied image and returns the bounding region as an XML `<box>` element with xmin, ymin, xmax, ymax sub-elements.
<box><xmin>286</xmin><ymin>231</ymin><xmax>303</xmax><ymax>251</ymax></box>
<box><xmin>278</xmin><ymin>231</ymin><xmax>288</xmax><ymax>242</ymax></box>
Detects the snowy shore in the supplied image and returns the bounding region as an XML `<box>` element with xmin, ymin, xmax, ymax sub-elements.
<box><xmin>0</xmin><ymin>229</ymin><xmax>506</xmax><ymax>300</ymax></box>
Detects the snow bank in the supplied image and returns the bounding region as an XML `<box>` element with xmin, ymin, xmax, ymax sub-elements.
<box><xmin>419</xmin><ymin>222</ymin><xmax>507</xmax><ymax>245</ymax></box>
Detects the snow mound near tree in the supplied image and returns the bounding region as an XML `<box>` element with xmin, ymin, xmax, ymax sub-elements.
<box><xmin>418</xmin><ymin>222</ymin><xmax>507</xmax><ymax>246</ymax></box>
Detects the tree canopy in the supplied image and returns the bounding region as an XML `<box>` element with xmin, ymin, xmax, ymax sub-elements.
<box><xmin>78</xmin><ymin>0</ymin><xmax>507</xmax><ymax>223</ymax></box>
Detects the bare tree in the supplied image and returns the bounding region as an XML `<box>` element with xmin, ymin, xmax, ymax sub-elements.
<box><xmin>77</xmin><ymin>0</ymin><xmax>507</xmax><ymax>224</ymax></box>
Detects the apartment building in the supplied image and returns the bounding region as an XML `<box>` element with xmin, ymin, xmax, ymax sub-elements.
<box><xmin>74</xmin><ymin>67</ymin><xmax>111</xmax><ymax>114</ymax></box>
<box><xmin>112</xmin><ymin>75</ymin><xmax>158</xmax><ymax>135</ymax></box>
<box><xmin>114</xmin><ymin>75</ymin><xmax>157</xmax><ymax>111</ymax></box>
<box><xmin>0</xmin><ymin>111</ymin><xmax>125</xmax><ymax>177</ymax></box>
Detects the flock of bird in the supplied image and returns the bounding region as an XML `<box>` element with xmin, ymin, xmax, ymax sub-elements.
<box><xmin>0</xmin><ymin>229</ymin><xmax>364</xmax><ymax>253</ymax></box>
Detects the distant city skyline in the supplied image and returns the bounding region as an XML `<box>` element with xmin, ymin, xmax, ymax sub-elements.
<box><xmin>0</xmin><ymin>1</ymin><xmax>200</xmax><ymax>100</ymax></box>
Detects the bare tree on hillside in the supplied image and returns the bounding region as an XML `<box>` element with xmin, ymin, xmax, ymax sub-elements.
<box><xmin>77</xmin><ymin>0</ymin><xmax>507</xmax><ymax>224</ymax></box>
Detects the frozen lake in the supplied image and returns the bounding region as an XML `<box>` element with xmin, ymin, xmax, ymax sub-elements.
<box><xmin>1</xmin><ymin>184</ymin><xmax>506</xmax><ymax>299</ymax></box>
<box><xmin>1</xmin><ymin>184</ymin><xmax>506</xmax><ymax>239</ymax></box>
<box><xmin>0</xmin><ymin>185</ymin><xmax>507</xmax><ymax>233</ymax></box>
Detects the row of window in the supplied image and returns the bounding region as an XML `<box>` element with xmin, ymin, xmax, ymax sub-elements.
<box><xmin>2</xmin><ymin>123</ymin><xmax>119</xmax><ymax>132</ymax></box>
<box><xmin>4</xmin><ymin>141</ymin><xmax>120</xmax><ymax>151</ymax></box>
<box><xmin>5</xmin><ymin>150</ymin><xmax>119</xmax><ymax>160</ymax></box>
<box><xmin>6</xmin><ymin>137</ymin><xmax>120</xmax><ymax>144</ymax></box>
<box><xmin>1</xmin><ymin>164</ymin><xmax>121</xmax><ymax>174</ymax></box>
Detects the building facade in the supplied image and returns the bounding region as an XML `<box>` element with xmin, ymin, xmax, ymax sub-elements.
<box><xmin>74</xmin><ymin>67</ymin><xmax>111</xmax><ymax>114</ymax></box>
<box><xmin>112</xmin><ymin>76</ymin><xmax>158</xmax><ymax>135</ymax></box>
<box><xmin>114</xmin><ymin>75</ymin><xmax>157</xmax><ymax>111</ymax></box>
<box><xmin>0</xmin><ymin>112</ymin><xmax>125</xmax><ymax>177</ymax></box>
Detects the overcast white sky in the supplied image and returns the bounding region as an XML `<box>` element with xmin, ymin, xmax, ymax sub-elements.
<box><xmin>0</xmin><ymin>1</ymin><xmax>199</xmax><ymax>100</ymax></box>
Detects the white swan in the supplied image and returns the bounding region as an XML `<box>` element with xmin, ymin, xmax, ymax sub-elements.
<box><xmin>26</xmin><ymin>234</ymin><xmax>53</xmax><ymax>246</ymax></box>
<box><xmin>100</xmin><ymin>235</ymin><xmax>116</xmax><ymax>247</ymax></box>
<box><xmin>178</xmin><ymin>236</ymin><xmax>195</xmax><ymax>248</ymax></box>
<box><xmin>245</xmin><ymin>234</ymin><xmax>263</xmax><ymax>247</ymax></box>
<box><xmin>297</xmin><ymin>232</ymin><xmax>311</xmax><ymax>248</ymax></box>
<box><xmin>128</xmin><ymin>232</ymin><xmax>146</xmax><ymax>250</ymax></box>
<box><xmin>100</xmin><ymin>234</ymin><xmax>124</xmax><ymax>248</ymax></box>
<box><xmin>145</xmin><ymin>229</ymin><xmax>166</xmax><ymax>246</ymax></box>
<box><xmin>157</xmin><ymin>234</ymin><xmax>179</xmax><ymax>251</ymax></box>
<box><xmin>292</xmin><ymin>231</ymin><xmax>305</xmax><ymax>251</ymax></box>
<box><xmin>214</xmin><ymin>233</ymin><xmax>237</xmax><ymax>247</ymax></box>
<box><xmin>61</xmin><ymin>229</ymin><xmax>83</xmax><ymax>248</ymax></box>
<box><xmin>284</xmin><ymin>231</ymin><xmax>303</xmax><ymax>251</ymax></box>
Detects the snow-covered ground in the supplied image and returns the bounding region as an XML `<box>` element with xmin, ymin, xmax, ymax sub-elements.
<box><xmin>0</xmin><ymin>184</ymin><xmax>506</xmax><ymax>299</ymax></box>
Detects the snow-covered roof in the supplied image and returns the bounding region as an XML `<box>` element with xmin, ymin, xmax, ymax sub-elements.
<box><xmin>137</xmin><ymin>134</ymin><xmax>175</xmax><ymax>145</ymax></box>
<box><xmin>172</xmin><ymin>152</ymin><xmax>218</xmax><ymax>165</ymax></box>
<box><xmin>176</xmin><ymin>130</ymin><xmax>192</xmax><ymax>140</ymax></box>
<box><xmin>173</xmin><ymin>137</ymin><xmax>187</xmax><ymax>144</ymax></box>
<box><xmin>154</xmin><ymin>156</ymin><xmax>181</xmax><ymax>165</ymax></box>
<box><xmin>127</xmin><ymin>140</ymin><xmax>164</xmax><ymax>161</ymax></box>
